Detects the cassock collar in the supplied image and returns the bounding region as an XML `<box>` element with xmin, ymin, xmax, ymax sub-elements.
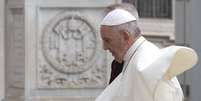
<box><xmin>123</xmin><ymin>36</ymin><xmax>146</xmax><ymax>64</ymax></box>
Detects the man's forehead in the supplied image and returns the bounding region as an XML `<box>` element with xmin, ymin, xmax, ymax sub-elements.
<box><xmin>100</xmin><ymin>26</ymin><xmax>119</xmax><ymax>40</ymax></box>
<box><xmin>100</xmin><ymin>25</ymin><xmax>114</xmax><ymax>34</ymax></box>
<box><xmin>100</xmin><ymin>26</ymin><xmax>112</xmax><ymax>37</ymax></box>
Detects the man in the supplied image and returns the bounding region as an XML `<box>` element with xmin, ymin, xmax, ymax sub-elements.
<box><xmin>106</xmin><ymin>3</ymin><xmax>140</xmax><ymax>84</ymax></box>
<box><xmin>95</xmin><ymin>5</ymin><xmax>198</xmax><ymax>101</ymax></box>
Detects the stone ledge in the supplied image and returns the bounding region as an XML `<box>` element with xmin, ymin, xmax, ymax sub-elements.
<box><xmin>139</xmin><ymin>18</ymin><xmax>175</xmax><ymax>40</ymax></box>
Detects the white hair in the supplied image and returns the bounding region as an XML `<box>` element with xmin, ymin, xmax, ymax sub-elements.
<box><xmin>113</xmin><ymin>21</ymin><xmax>141</xmax><ymax>37</ymax></box>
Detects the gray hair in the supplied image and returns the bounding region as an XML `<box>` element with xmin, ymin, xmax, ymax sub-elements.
<box><xmin>113</xmin><ymin>21</ymin><xmax>141</xmax><ymax>37</ymax></box>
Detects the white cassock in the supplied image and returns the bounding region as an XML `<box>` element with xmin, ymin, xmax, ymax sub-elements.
<box><xmin>95</xmin><ymin>36</ymin><xmax>198</xmax><ymax>101</ymax></box>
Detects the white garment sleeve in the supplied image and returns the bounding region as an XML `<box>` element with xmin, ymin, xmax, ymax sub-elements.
<box><xmin>139</xmin><ymin>46</ymin><xmax>197</xmax><ymax>94</ymax></box>
<box><xmin>163</xmin><ymin>46</ymin><xmax>198</xmax><ymax>80</ymax></box>
<box><xmin>154</xmin><ymin>79</ymin><xmax>183</xmax><ymax>101</ymax></box>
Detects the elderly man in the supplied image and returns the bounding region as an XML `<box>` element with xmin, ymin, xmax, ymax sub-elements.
<box><xmin>95</xmin><ymin>4</ymin><xmax>198</xmax><ymax>101</ymax></box>
<box><xmin>105</xmin><ymin>3</ymin><xmax>140</xmax><ymax>84</ymax></box>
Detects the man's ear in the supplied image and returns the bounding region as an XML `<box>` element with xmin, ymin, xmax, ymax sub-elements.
<box><xmin>120</xmin><ymin>30</ymin><xmax>130</xmax><ymax>41</ymax></box>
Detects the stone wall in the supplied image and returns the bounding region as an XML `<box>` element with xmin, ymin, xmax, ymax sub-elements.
<box><xmin>0</xmin><ymin>0</ymin><xmax>5</xmax><ymax>100</ymax></box>
<box><xmin>5</xmin><ymin>0</ymin><xmax>25</xmax><ymax>100</ymax></box>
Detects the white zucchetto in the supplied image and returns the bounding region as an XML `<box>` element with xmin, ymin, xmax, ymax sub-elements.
<box><xmin>101</xmin><ymin>9</ymin><xmax>137</xmax><ymax>26</ymax></box>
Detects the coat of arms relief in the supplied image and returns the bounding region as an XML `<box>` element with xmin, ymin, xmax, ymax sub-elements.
<box><xmin>37</xmin><ymin>11</ymin><xmax>107</xmax><ymax>88</ymax></box>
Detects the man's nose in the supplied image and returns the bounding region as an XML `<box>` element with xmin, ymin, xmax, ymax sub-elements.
<box><xmin>103</xmin><ymin>43</ymin><xmax>108</xmax><ymax>50</ymax></box>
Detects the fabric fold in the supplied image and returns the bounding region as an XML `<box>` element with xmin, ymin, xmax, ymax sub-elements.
<box><xmin>140</xmin><ymin>46</ymin><xmax>198</xmax><ymax>94</ymax></box>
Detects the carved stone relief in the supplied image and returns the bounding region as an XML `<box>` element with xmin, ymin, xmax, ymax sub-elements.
<box><xmin>38</xmin><ymin>11</ymin><xmax>107</xmax><ymax>88</ymax></box>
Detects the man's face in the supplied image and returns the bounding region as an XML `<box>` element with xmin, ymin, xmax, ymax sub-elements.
<box><xmin>100</xmin><ymin>26</ymin><xmax>126</xmax><ymax>62</ymax></box>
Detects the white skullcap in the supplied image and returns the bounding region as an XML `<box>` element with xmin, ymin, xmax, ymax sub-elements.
<box><xmin>101</xmin><ymin>9</ymin><xmax>137</xmax><ymax>26</ymax></box>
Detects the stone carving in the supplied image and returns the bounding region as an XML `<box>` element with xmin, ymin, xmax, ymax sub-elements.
<box><xmin>38</xmin><ymin>62</ymin><xmax>107</xmax><ymax>88</ymax></box>
<box><xmin>38</xmin><ymin>11</ymin><xmax>107</xmax><ymax>88</ymax></box>
<box><xmin>43</xmin><ymin>14</ymin><xmax>97</xmax><ymax>74</ymax></box>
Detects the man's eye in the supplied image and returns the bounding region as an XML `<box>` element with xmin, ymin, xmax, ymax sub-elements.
<box><xmin>104</xmin><ymin>39</ymin><xmax>110</xmax><ymax>43</ymax></box>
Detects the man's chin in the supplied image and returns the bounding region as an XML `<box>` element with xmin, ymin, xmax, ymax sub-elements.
<box><xmin>114</xmin><ymin>59</ymin><xmax>122</xmax><ymax>63</ymax></box>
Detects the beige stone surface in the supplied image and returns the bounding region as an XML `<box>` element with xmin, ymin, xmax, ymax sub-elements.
<box><xmin>139</xmin><ymin>18</ymin><xmax>175</xmax><ymax>40</ymax></box>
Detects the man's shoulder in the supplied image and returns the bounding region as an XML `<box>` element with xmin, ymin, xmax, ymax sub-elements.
<box><xmin>134</xmin><ymin>41</ymin><xmax>160</xmax><ymax>69</ymax></box>
<box><xmin>140</xmin><ymin>40</ymin><xmax>160</xmax><ymax>53</ymax></box>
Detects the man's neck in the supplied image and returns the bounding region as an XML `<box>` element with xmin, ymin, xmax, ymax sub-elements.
<box><xmin>123</xmin><ymin>35</ymin><xmax>140</xmax><ymax>57</ymax></box>
<box><xmin>123</xmin><ymin>35</ymin><xmax>141</xmax><ymax>61</ymax></box>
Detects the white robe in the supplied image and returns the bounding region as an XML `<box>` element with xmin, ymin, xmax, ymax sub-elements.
<box><xmin>95</xmin><ymin>36</ymin><xmax>198</xmax><ymax>101</ymax></box>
